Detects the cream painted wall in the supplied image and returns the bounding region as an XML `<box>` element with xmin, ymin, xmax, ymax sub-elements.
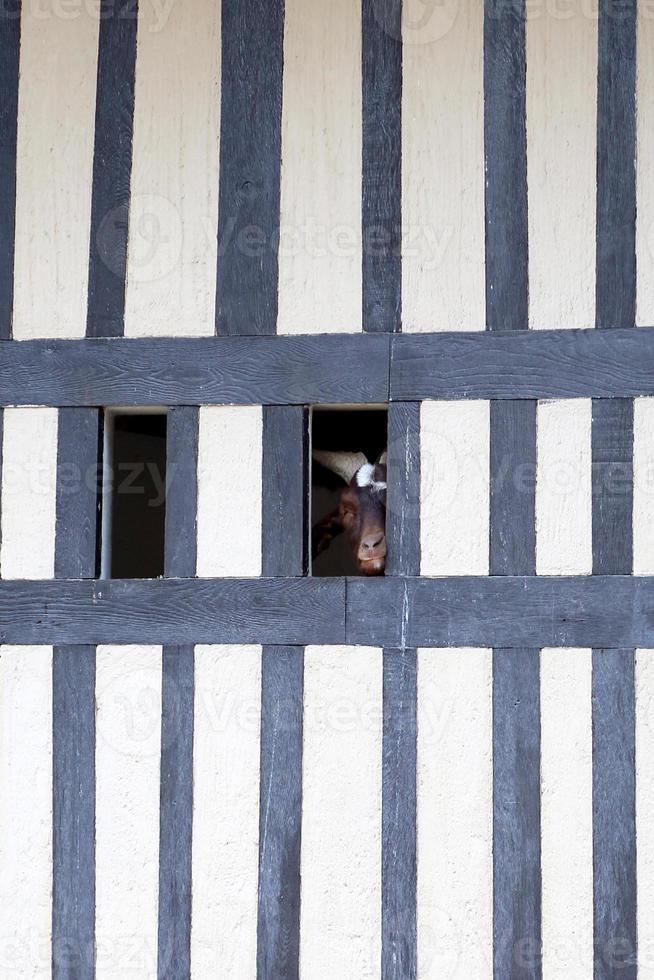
<box><xmin>0</xmin><ymin>646</ymin><xmax>52</xmax><ymax>979</ymax></box>
<box><xmin>191</xmin><ymin>645</ymin><xmax>261</xmax><ymax>978</ymax></box>
<box><xmin>277</xmin><ymin>0</ymin><xmax>362</xmax><ymax>334</ymax></box>
<box><xmin>417</xmin><ymin>647</ymin><xmax>492</xmax><ymax>979</ymax></box>
<box><xmin>125</xmin><ymin>0</ymin><xmax>221</xmax><ymax>337</ymax></box>
<box><xmin>13</xmin><ymin>3</ymin><xmax>98</xmax><ymax>339</ymax></box>
<box><xmin>196</xmin><ymin>406</ymin><xmax>263</xmax><ymax>576</ymax></box>
<box><xmin>526</xmin><ymin>3</ymin><xmax>597</xmax><ymax>330</ymax></box>
<box><xmin>634</xmin><ymin>398</ymin><xmax>654</xmax><ymax>574</ymax></box>
<box><xmin>420</xmin><ymin>400</ymin><xmax>490</xmax><ymax>575</ymax></box>
<box><xmin>402</xmin><ymin>1</ymin><xmax>485</xmax><ymax>332</ymax></box>
<box><xmin>300</xmin><ymin>646</ymin><xmax>382</xmax><ymax>979</ymax></box>
<box><xmin>95</xmin><ymin>645</ymin><xmax>162</xmax><ymax>980</ymax></box>
<box><xmin>536</xmin><ymin>400</ymin><xmax>592</xmax><ymax>575</ymax></box>
<box><xmin>1</xmin><ymin>407</ymin><xmax>58</xmax><ymax>580</ymax></box>
<box><xmin>540</xmin><ymin>648</ymin><xmax>593</xmax><ymax>980</ymax></box>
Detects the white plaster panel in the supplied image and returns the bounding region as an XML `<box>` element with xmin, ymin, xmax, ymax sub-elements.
<box><xmin>124</xmin><ymin>0</ymin><xmax>221</xmax><ymax>336</ymax></box>
<box><xmin>191</xmin><ymin>645</ymin><xmax>261</xmax><ymax>978</ymax></box>
<box><xmin>95</xmin><ymin>645</ymin><xmax>162</xmax><ymax>980</ymax></box>
<box><xmin>417</xmin><ymin>647</ymin><xmax>493</xmax><ymax>980</ymax></box>
<box><xmin>13</xmin><ymin>4</ymin><xmax>98</xmax><ymax>338</ymax></box>
<box><xmin>402</xmin><ymin>1</ymin><xmax>485</xmax><ymax>331</ymax></box>
<box><xmin>637</xmin><ymin>8</ymin><xmax>654</xmax><ymax>326</ymax></box>
<box><xmin>1</xmin><ymin>407</ymin><xmax>58</xmax><ymax>579</ymax></box>
<box><xmin>300</xmin><ymin>645</ymin><xmax>382</xmax><ymax>979</ymax></box>
<box><xmin>420</xmin><ymin>400</ymin><xmax>490</xmax><ymax>575</ymax></box>
<box><xmin>277</xmin><ymin>0</ymin><xmax>362</xmax><ymax>334</ymax></box>
<box><xmin>540</xmin><ymin>648</ymin><xmax>593</xmax><ymax>980</ymax></box>
<box><xmin>633</xmin><ymin>398</ymin><xmax>654</xmax><ymax>574</ymax></box>
<box><xmin>637</xmin><ymin>650</ymin><xmax>654</xmax><ymax>976</ymax></box>
<box><xmin>196</xmin><ymin>406</ymin><xmax>262</xmax><ymax>576</ymax></box>
<box><xmin>0</xmin><ymin>646</ymin><xmax>52</xmax><ymax>978</ymax></box>
<box><xmin>536</xmin><ymin>400</ymin><xmax>592</xmax><ymax>575</ymax></box>
<box><xmin>526</xmin><ymin>2</ymin><xmax>597</xmax><ymax>329</ymax></box>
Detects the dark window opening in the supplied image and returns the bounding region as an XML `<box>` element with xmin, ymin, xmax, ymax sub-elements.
<box><xmin>102</xmin><ymin>411</ymin><xmax>167</xmax><ymax>579</ymax></box>
<box><xmin>311</xmin><ymin>407</ymin><xmax>388</xmax><ymax>576</ymax></box>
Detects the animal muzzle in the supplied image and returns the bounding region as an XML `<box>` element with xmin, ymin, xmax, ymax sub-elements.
<box><xmin>357</xmin><ymin>532</ymin><xmax>387</xmax><ymax>575</ymax></box>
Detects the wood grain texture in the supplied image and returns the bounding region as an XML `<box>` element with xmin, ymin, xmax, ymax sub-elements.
<box><xmin>346</xmin><ymin>575</ymin><xmax>654</xmax><ymax>649</ymax></box>
<box><xmin>390</xmin><ymin>327</ymin><xmax>654</xmax><ymax>400</ymax></box>
<box><xmin>258</xmin><ymin>408</ymin><xmax>305</xmax><ymax>977</ymax></box>
<box><xmin>593</xmin><ymin>7</ymin><xmax>637</xmax><ymax>971</ymax></box>
<box><xmin>484</xmin><ymin>0</ymin><xmax>528</xmax><ymax>332</ymax></box>
<box><xmin>86</xmin><ymin>0</ymin><xmax>137</xmax><ymax>338</ymax></box>
<box><xmin>0</xmin><ymin>334</ymin><xmax>390</xmax><ymax>406</ymax></box>
<box><xmin>386</xmin><ymin>402</ymin><xmax>420</xmax><ymax>578</ymax></box>
<box><xmin>257</xmin><ymin>646</ymin><xmax>304</xmax><ymax>980</ymax></box>
<box><xmin>362</xmin><ymin>0</ymin><xmax>401</xmax><ymax>333</ymax></box>
<box><xmin>0</xmin><ymin>0</ymin><xmax>20</xmax><ymax>338</ymax></box>
<box><xmin>53</xmin><ymin>409</ymin><xmax>99</xmax><ymax>980</ymax></box>
<box><xmin>216</xmin><ymin>0</ymin><xmax>284</xmax><ymax>335</ymax></box>
<box><xmin>157</xmin><ymin>408</ymin><xmax>198</xmax><ymax>980</ymax></box>
<box><xmin>592</xmin><ymin>649</ymin><xmax>637</xmax><ymax>977</ymax></box>
<box><xmin>490</xmin><ymin>399</ymin><xmax>536</xmax><ymax>577</ymax></box>
<box><xmin>262</xmin><ymin>407</ymin><xmax>307</xmax><ymax>577</ymax></box>
<box><xmin>382</xmin><ymin>647</ymin><xmax>416</xmax><ymax>979</ymax></box>
<box><xmin>0</xmin><ymin>577</ymin><xmax>344</xmax><ymax>645</ymax></box>
<box><xmin>493</xmin><ymin>648</ymin><xmax>541</xmax><ymax>980</ymax></box>
<box><xmin>596</xmin><ymin>0</ymin><xmax>636</xmax><ymax>331</ymax></box>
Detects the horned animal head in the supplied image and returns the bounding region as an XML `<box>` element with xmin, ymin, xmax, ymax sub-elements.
<box><xmin>312</xmin><ymin>450</ymin><xmax>387</xmax><ymax>575</ymax></box>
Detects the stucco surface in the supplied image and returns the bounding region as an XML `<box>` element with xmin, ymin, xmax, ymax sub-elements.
<box><xmin>95</xmin><ymin>645</ymin><xmax>162</xmax><ymax>980</ymax></box>
<box><xmin>277</xmin><ymin>0</ymin><xmax>362</xmax><ymax>333</ymax></box>
<box><xmin>540</xmin><ymin>648</ymin><xmax>593</xmax><ymax>980</ymax></box>
<box><xmin>13</xmin><ymin>3</ymin><xmax>98</xmax><ymax>339</ymax></box>
<box><xmin>536</xmin><ymin>399</ymin><xmax>592</xmax><ymax>575</ymax></box>
<box><xmin>0</xmin><ymin>407</ymin><xmax>58</xmax><ymax>580</ymax></box>
<box><xmin>402</xmin><ymin>1</ymin><xmax>485</xmax><ymax>332</ymax></box>
<box><xmin>191</xmin><ymin>644</ymin><xmax>261</xmax><ymax>978</ymax></box>
<box><xmin>417</xmin><ymin>647</ymin><xmax>492</xmax><ymax>979</ymax></box>
<box><xmin>300</xmin><ymin>646</ymin><xmax>382</xmax><ymax>979</ymax></box>
<box><xmin>196</xmin><ymin>406</ymin><xmax>262</xmax><ymax>576</ymax></box>
<box><xmin>125</xmin><ymin>0</ymin><xmax>221</xmax><ymax>337</ymax></box>
<box><xmin>633</xmin><ymin>398</ymin><xmax>654</xmax><ymax>574</ymax></box>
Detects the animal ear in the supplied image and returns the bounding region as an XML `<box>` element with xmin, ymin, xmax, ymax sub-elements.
<box><xmin>377</xmin><ymin>451</ymin><xmax>387</xmax><ymax>466</ymax></box>
<box><xmin>312</xmin><ymin>450</ymin><xmax>369</xmax><ymax>484</ymax></box>
<box><xmin>311</xmin><ymin>508</ymin><xmax>344</xmax><ymax>560</ymax></box>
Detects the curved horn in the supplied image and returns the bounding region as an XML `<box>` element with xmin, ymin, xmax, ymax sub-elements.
<box><xmin>313</xmin><ymin>450</ymin><xmax>369</xmax><ymax>484</ymax></box>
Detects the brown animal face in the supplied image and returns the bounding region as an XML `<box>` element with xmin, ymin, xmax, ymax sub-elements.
<box><xmin>312</xmin><ymin>453</ymin><xmax>387</xmax><ymax>575</ymax></box>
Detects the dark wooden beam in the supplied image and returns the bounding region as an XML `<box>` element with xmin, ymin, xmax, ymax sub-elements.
<box><xmin>0</xmin><ymin>577</ymin><xmax>345</xmax><ymax>646</ymax></box>
<box><xmin>0</xmin><ymin>333</ymin><xmax>390</xmax><ymax>406</ymax></box>
<box><xmin>0</xmin><ymin>0</ymin><xmax>20</xmax><ymax>338</ymax></box>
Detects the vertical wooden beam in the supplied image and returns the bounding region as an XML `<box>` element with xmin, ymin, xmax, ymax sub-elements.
<box><xmin>257</xmin><ymin>406</ymin><xmax>306</xmax><ymax>979</ymax></box>
<box><xmin>0</xmin><ymin>0</ymin><xmax>20</xmax><ymax>338</ymax></box>
<box><xmin>592</xmin><ymin>2</ymin><xmax>637</xmax><ymax>974</ymax></box>
<box><xmin>381</xmin><ymin>402</ymin><xmax>419</xmax><ymax>978</ymax></box>
<box><xmin>53</xmin><ymin>408</ymin><xmax>100</xmax><ymax>980</ymax></box>
<box><xmin>362</xmin><ymin>0</ymin><xmax>402</xmax><ymax>333</ymax></box>
<box><xmin>485</xmin><ymin>1</ymin><xmax>540</xmax><ymax>976</ymax></box>
<box><xmin>215</xmin><ymin>0</ymin><xmax>284</xmax><ymax>335</ymax></box>
<box><xmin>157</xmin><ymin>407</ymin><xmax>198</xmax><ymax>980</ymax></box>
<box><xmin>86</xmin><ymin>0</ymin><xmax>138</xmax><ymax>338</ymax></box>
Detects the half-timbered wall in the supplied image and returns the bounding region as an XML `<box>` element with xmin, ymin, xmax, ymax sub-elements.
<box><xmin>0</xmin><ymin>1</ymin><xmax>652</xmax><ymax>978</ymax></box>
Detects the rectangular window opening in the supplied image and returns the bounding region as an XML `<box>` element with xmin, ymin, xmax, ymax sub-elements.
<box><xmin>310</xmin><ymin>406</ymin><xmax>388</xmax><ymax>577</ymax></box>
<box><xmin>101</xmin><ymin>409</ymin><xmax>168</xmax><ymax>579</ymax></box>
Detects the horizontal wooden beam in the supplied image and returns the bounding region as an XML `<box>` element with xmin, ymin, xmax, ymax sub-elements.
<box><xmin>391</xmin><ymin>326</ymin><xmax>654</xmax><ymax>400</ymax></box>
<box><xmin>0</xmin><ymin>334</ymin><xmax>390</xmax><ymax>407</ymax></box>
<box><xmin>3</xmin><ymin>327</ymin><xmax>654</xmax><ymax>406</ymax></box>
<box><xmin>0</xmin><ymin>578</ymin><xmax>344</xmax><ymax>646</ymax></box>
<box><xmin>346</xmin><ymin>576</ymin><xmax>654</xmax><ymax>648</ymax></box>
<box><xmin>2</xmin><ymin>575</ymin><xmax>654</xmax><ymax>648</ymax></box>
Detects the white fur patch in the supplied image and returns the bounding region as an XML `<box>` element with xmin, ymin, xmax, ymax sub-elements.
<box><xmin>356</xmin><ymin>464</ymin><xmax>387</xmax><ymax>493</ymax></box>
